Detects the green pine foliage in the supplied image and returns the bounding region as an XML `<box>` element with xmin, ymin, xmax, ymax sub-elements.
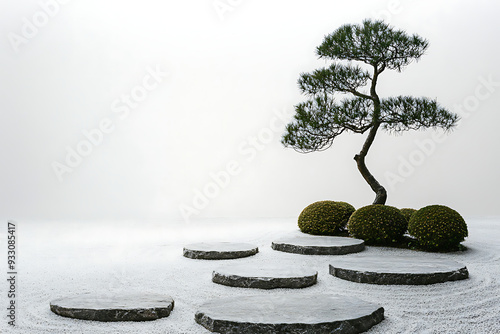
<box><xmin>347</xmin><ymin>204</ymin><xmax>407</xmax><ymax>245</ymax></box>
<box><xmin>408</xmin><ymin>205</ymin><xmax>468</xmax><ymax>251</ymax></box>
<box><xmin>282</xmin><ymin>19</ymin><xmax>458</xmax><ymax>153</ymax></box>
<box><xmin>298</xmin><ymin>200</ymin><xmax>355</xmax><ymax>235</ymax></box>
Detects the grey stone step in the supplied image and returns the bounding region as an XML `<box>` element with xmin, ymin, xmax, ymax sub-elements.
<box><xmin>50</xmin><ymin>293</ymin><xmax>174</xmax><ymax>322</ymax></box>
<box><xmin>195</xmin><ymin>294</ymin><xmax>384</xmax><ymax>333</ymax></box>
<box><xmin>212</xmin><ymin>264</ymin><xmax>317</xmax><ymax>289</ymax></box>
<box><xmin>183</xmin><ymin>242</ymin><xmax>258</xmax><ymax>260</ymax></box>
<box><xmin>272</xmin><ymin>233</ymin><xmax>365</xmax><ymax>255</ymax></box>
<box><xmin>330</xmin><ymin>255</ymin><xmax>469</xmax><ymax>285</ymax></box>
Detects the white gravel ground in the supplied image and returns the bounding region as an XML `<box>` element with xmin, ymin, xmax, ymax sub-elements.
<box><xmin>1</xmin><ymin>217</ymin><xmax>499</xmax><ymax>334</ymax></box>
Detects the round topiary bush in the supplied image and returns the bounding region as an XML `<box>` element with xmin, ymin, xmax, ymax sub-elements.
<box><xmin>400</xmin><ymin>208</ymin><xmax>417</xmax><ymax>223</ymax></box>
<box><xmin>347</xmin><ymin>205</ymin><xmax>407</xmax><ymax>245</ymax></box>
<box><xmin>408</xmin><ymin>205</ymin><xmax>468</xmax><ymax>251</ymax></box>
<box><xmin>298</xmin><ymin>201</ymin><xmax>355</xmax><ymax>236</ymax></box>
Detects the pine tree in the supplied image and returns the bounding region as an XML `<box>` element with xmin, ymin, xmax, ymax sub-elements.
<box><xmin>282</xmin><ymin>19</ymin><xmax>458</xmax><ymax>204</ymax></box>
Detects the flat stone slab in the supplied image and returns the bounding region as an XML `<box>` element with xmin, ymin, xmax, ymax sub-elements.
<box><xmin>272</xmin><ymin>234</ymin><xmax>364</xmax><ymax>255</ymax></box>
<box><xmin>329</xmin><ymin>255</ymin><xmax>469</xmax><ymax>285</ymax></box>
<box><xmin>195</xmin><ymin>294</ymin><xmax>384</xmax><ymax>333</ymax></box>
<box><xmin>50</xmin><ymin>293</ymin><xmax>174</xmax><ymax>322</ymax></box>
<box><xmin>212</xmin><ymin>264</ymin><xmax>317</xmax><ymax>289</ymax></box>
<box><xmin>183</xmin><ymin>242</ymin><xmax>258</xmax><ymax>260</ymax></box>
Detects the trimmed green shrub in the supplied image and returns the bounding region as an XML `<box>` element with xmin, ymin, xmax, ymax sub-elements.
<box><xmin>408</xmin><ymin>205</ymin><xmax>468</xmax><ymax>251</ymax></box>
<box><xmin>400</xmin><ymin>208</ymin><xmax>417</xmax><ymax>223</ymax></box>
<box><xmin>347</xmin><ymin>205</ymin><xmax>407</xmax><ymax>245</ymax></box>
<box><xmin>298</xmin><ymin>201</ymin><xmax>355</xmax><ymax>235</ymax></box>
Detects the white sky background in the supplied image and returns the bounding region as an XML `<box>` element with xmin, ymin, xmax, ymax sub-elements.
<box><xmin>0</xmin><ymin>0</ymin><xmax>499</xmax><ymax>222</ymax></box>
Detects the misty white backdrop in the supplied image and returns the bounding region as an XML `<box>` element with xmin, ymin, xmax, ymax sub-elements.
<box><xmin>1</xmin><ymin>0</ymin><xmax>499</xmax><ymax>222</ymax></box>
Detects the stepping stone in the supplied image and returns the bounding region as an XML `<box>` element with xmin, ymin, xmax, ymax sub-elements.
<box><xmin>50</xmin><ymin>293</ymin><xmax>174</xmax><ymax>322</ymax></box>
<box><xmin>212</xmin><ymin>264</ymin><xmax>317</xmax><ymax>289</ymax></box>
<box><xmin>272</xmin><ymin>234</ymin><xmax>364</xmax><ymax>255</ymax></box>
<box><xmin>329</xmin><ymin>255</ymin><xmax>469</xmax><ymax>285</ymax></box>
<box><xmin>183</xmin><ymin>242</ymin><xmax>258</xmax><ymax>260</ymax></box>
<box><xmin>195</xmin><ymin>294</ymin><xmax>384</xmax><ymax>333</ymax></box>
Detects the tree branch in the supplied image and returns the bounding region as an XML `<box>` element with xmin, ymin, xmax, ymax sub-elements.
<box><xmin>348</xmin><ymin>89</ymin><xmax>373</xmax><ymax>100</ymax></box>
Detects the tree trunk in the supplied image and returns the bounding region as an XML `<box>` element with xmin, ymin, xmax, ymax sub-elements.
<box><xmin>353</xmin><ymin>123</ymin><xmax>387</xmax><ymax>205</ymax></box>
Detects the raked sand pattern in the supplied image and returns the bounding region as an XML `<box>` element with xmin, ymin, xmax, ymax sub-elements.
<box><xmin>0</xmin><ymin>218</ymin><xmax>499</xmax><ymax>333</ymax></box>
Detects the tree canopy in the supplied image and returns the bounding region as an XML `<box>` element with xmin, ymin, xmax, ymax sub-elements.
<box><xmin>282</xmin><ymin>19</ymin><xmax>458</xmax><ymax>204</ymax></box>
